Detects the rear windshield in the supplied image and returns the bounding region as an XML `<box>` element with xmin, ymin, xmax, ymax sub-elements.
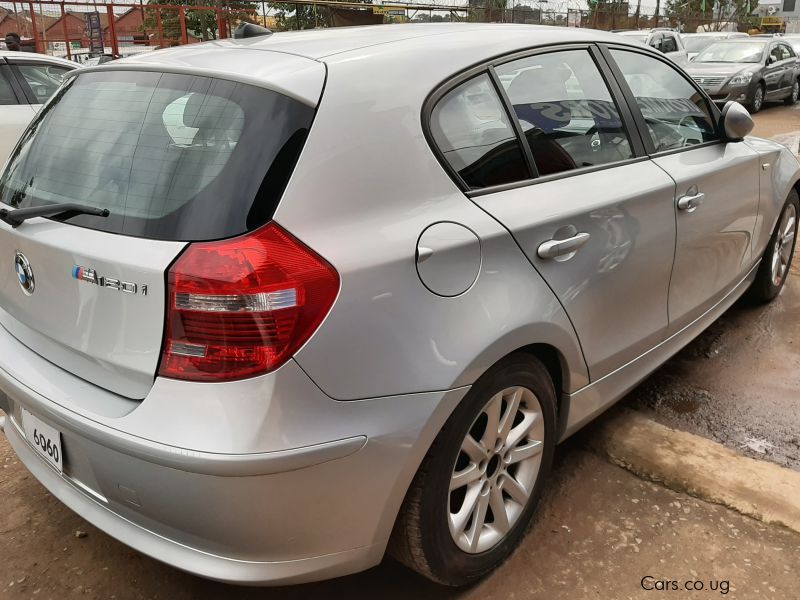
<box><xmin>0</xmin><ymin>71</ymin><xmax>315</xmax><ymax>241</ymax></box>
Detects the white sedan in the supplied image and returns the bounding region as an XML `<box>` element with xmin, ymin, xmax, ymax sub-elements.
<box><xmin>0</xmin><ymin>51</ymin><xmax>77</xmax><ymax>166</ymax></box>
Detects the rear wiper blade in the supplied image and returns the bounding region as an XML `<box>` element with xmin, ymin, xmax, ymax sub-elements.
<box><xmin>0</xmin><ymin>203</ymin><xmax>110</xmax><ymax>228</ymax></box>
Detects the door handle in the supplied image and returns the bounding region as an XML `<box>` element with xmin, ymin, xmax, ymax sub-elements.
<box><xmin>537</xmin><ymin>232</ymin><xmax>591</xmax><ymax>259</ymax></box>
<box><xmin>677</xmin><ymin>192</ymin><xmax>705</xmax><ymax>211</ymax></box>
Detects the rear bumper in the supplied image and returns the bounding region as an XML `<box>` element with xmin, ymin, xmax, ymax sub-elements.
<box><xmin>0</xmin><ymin>324</ymin><xmax>468</xmax><ymax>585</ymax></box>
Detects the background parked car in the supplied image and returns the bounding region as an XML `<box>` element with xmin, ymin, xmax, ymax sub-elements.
<box><xmin>616</xmin><ymin>28</ymin><xmax>689</xmax><ymax>66</ymax></box>
<box><xmin>686</xmin><ymin>38</ymin><xmax>800</xmax><ymax>112</ymax></box>
<box><xmin>682</xmin><ymin>31</ymin><xmax>749</xmax><ymax>61</ymax></box>
<box><xmin>0</xmin><ymin>51</ymin><xmax>76</xmax><ymax>166</ymax></box>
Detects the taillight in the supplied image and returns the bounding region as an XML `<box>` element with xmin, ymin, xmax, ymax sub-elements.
<box><xmin>158</xmin><ymin>222</ymin><xmax>339</xmax><ymax>382</ymax></box>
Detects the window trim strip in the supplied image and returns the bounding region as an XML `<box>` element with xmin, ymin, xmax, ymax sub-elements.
<box><xmin>488</xmin><ymin>65</ymin><xmax>538</xmax><ymax>179</ymax></box>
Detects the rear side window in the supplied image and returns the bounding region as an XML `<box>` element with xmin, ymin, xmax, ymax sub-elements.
<box><xmin>610</xmin><ymin>50</ymin><xmax>719</xmax><ymax>152</ymax></box>
<box><xmin>0</xmin><ymin>71</ymin><xmax>315</xmax><ymax>241</ymax></box>
<box><xmin>495</xmin><ymin>49</ymin><xmax>634</xmax><ymax>177</ymax></box>
<box><xmin>430</xmin><ymin>73</ymin><xmax>530</xmax><ymax>189</ymax></box>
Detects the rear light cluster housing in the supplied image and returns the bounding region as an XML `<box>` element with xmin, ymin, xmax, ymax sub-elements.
<box><xmin>158</xmin><ymin>222</ymin><xmax>339</xmax><ymax>382</ymax></box>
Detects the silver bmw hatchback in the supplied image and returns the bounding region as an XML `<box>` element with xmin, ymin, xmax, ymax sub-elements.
<box><xmin>0</xmin><ymin>24</ymin><xmax>797</xmax><ymax>587</ymax></box>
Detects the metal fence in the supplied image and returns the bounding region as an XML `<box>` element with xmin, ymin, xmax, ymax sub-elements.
<box><xmin>1</xmin><ymin>0</ymin><xmax>798</xmax><ymax>62</ymax></box>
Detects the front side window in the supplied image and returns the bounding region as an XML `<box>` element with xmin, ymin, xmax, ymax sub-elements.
<box><xmin>0</xmin><ymin>70</ymin><xmax>315</xmax><ymax>240</ymax></box>
<box><xmin>496</xmin><ymin>49</ymin><xmax>634</xmax><ymax>176</ymax></box>
<box><xmin>430</xmin><ymin>73</ymin><xmax>530</xmax><ymax>189</ymax></box>
<box><xmin>610</xmin><ymin>49</ymin><xmax>719</xmax><ymax>152</ymax></box>
<box><xmin>15</xmin><ymin>63</ymin><xmax>72</xmax><ymax>103</ymax></box>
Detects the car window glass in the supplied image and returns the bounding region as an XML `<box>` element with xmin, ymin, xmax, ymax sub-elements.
<box><xmin>495</xmin><ymin>49</ymin><xmax>634</xmax><ymax>177</ymax></box>
<box><xmin>0</xmin><ymin>66</ymin><xmax>17</xmax><ymax>105</ymax></box>
<box><xmin>430</xmin><ymin>73</ymin><xmax>530</xmax><ymax>189</ymax></box>
<box><xmin>661</xmin><ymin>35</ymin><xmax>678</xmax><ymax>53</ymax></box>
<box><xmin>610</xmin><ymin>49</ymin><xmax>719</xmax><ymax>152</ymax></box>
<box><xmin>770</xmin><ymin>45</ymin><xmax>783</xmax><ymax>63</ymax></box>
<box><xmin>780</xmin><ymin>44</ymin><xmax>793</xmax><ymax>59</ymax></box>
<box><xmin>0</xmin><ymin>70</ymin><xmax>315</xmax><ymax>241</ymax></box>
<box><xmin>649</xmin><ymin>34</ymin><xmax>663</xmax><ymax>51</ymax></box>
<box><xmin>785</xmin><ymin>44</ymin><xmax>796</xmax><ymax>57</ymax></box>
<box><xmin>15</xmin><ymin>63</ymin><xmax>71</xmax><ymax>102</ymax></box>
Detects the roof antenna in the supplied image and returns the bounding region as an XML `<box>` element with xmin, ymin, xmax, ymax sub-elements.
<box><xmin>233</xmin><ymin>23</ymin><xmax>273</xmax><ymax>39</ymax></box>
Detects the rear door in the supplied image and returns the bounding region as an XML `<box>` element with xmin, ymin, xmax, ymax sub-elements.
<box><xmin>0</xmin><ymin>60</ymin><xmax>35</xmax><ymax>168</ymax></box>
<box><xmin>429</xmin><ymin>45</ymin><xmax>677</xmax><ymax>380</ymax></box>
<box><xmin>605</xmin><ymin>46</ymin><xmax>760</xmax><ymax>332</ymax></box>
<box><xmin>0</xmin><ymin>63</ymin><xmax>323</xmax><ymax>399</ymax></box>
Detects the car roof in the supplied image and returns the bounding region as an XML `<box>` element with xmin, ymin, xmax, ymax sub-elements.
<box><xmin>126</xmin><ymin>23</ymin><xmax>642</xmax><ymax>62</ymax></box>
<box><xmin>0</xmin><ymin>50</ymin><xmax>77</xmax><ymax>67</ymax></box>
<box><xmin>71</xmin><ymin>24</ymin><xmax>649</xmax><ymax>105</ymax></box>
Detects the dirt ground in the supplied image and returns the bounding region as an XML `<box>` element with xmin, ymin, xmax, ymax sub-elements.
<box><xmin>2</xmin><ymin>438</ymin><xmax>800</xmax><ymax>600</ymax></box>
<box><xmin>2</xmin><ymin>103</ymin><xmax>800</xmax><ymax>599</ymax></box>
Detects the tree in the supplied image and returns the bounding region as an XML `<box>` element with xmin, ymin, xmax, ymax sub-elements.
<box><xmin>267</xmin><ymin>0</ymin><xmax>372</xmax><ymax>30</ymax></box>
<box><xmin>665</xmin><ymin>0</ymin><xmax>759</xmax><ymax>31</ymax></box>
<box><xmin>143</xmin><ymin>0</ymin><xmax>259</xmax><ymax>43</ymax></box>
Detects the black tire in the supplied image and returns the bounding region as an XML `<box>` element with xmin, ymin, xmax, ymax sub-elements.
<box><xmin>389</xmin><ymin>354</ymin><xmax>557</xmax><ymax>586</ymax></box>
<box><xmin>748</xmin><ymin>190</ymin><xmax>799</xmax><ymax>303</ymax></box>
<box><xmin>749</xmin><ymin>83</ymin><xmax>765</xmax><ymax>113</ymax></box>
<box><xmin>785</xmin><ymin>80</ymin><xmax>800</xmax><ymax>106</ymax></box>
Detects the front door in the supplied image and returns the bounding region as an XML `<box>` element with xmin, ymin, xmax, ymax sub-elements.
<box><xmin>608</xmin><ymin>47</ymin><xmax>761</xmax><ymax>332</ymax></box>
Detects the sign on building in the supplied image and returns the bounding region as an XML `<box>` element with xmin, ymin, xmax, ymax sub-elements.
<box><xmin>85</xmin><ymin>11</ymin><xmax>104</xmax><ymax>54</ymax></box>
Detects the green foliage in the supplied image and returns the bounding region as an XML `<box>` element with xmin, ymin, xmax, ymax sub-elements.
<box><xmin>143</xmin><ymin>0</ymin><xmax>258</xmax><ymax>42</ymax></box>
<box><xmin>268</xmin><ymin>0</ymin><xmax>372</xmax><ymax>30</ymax></box>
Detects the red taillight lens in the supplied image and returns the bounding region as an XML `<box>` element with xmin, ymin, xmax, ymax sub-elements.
<box><xmin>158</xmin><ymin>222</ymin><xmax>339</xmax><ymax>382</ymax></box>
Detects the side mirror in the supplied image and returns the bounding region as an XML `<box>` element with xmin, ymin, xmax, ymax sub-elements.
<box><xmin>768</xmin><ymin>55</ymin><xmax>777</xmax><ymax>65</ymax></box>
<box><xmin>720</xmin><ymin>101</ymin><xmax>754</xmax><ymax>142</ymax></box>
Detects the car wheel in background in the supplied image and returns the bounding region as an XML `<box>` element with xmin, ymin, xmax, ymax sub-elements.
<box><xmin>785</xmin><ymin>80</ymin><xmax>799</xmax><ymax>106</ymax></box>
<box><xmin>749</xmin><ymin>84</ymin><xmax>765</xmax><ymax>113</ymax></box>
<box><xmin>748</xmin><ymin>190</ymin><xmax>799</xmax><ymax>303</ymax></box>
<box><xmin>390</xmin><ymin>354</ymin><xmax>556</xmax><ymax>586</ymax></box>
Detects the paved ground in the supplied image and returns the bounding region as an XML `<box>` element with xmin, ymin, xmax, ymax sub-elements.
<box><xmin>1</xmin><ymin>103</ymin><xmax>800</xmax><ymax>599</ymax></box>
<box><xmin>623</xmin><ymin>103</ymin><xmax>800</xmax><ymax>470</ymax></box>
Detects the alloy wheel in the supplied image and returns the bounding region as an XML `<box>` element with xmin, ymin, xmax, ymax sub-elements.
<box><xmin>771</xmin><ymin>203</ymin><xmax>797</xmax><ymax>287</ymax></box>
<box><xmin>754</xmin><ymin>87</ymin><xmax>764</xmax><ymax>112</ymax></box>
<box><xmin>793</xmin><ymin>81</ymin><xmax>799</xmax><ymax>103</ymax></box>
<box><xmin>448</xmin><ymin>386</ymin><xmax>545</xmax><ymax>554</ymax></box>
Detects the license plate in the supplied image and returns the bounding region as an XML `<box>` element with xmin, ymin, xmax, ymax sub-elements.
<box><xmin>21</xmin><ymin>409</ymin><xmax>63</xmax><ymax>474</ymax></box>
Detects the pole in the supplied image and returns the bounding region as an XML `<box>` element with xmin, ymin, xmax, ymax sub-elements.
<box><xmin>60</xmin><ymin>2</ymin><xmax>71</xmax><ymax>58</ymax></box>
<box><xmin>179</xmin><ymin>5</ymin><xmax>189</xmax><ymax>44</ymax></box>
<box><xmin>654</xmin><ymin>0</ymin><xmax>660</xmax><ymax>27</ymax></box>
<box><xmin>28</xmin><ymin>2</ymin><xmax>42</xmax><ymax>53</ymax></box>
<box><xmin>155</xmin><ymin>7</ymin><xmax>164</xmax><ymax>47</ymax></box>
<box><xmin>106</xmin><ymin>5</ymin><xmax>119</xmax><ymax>56</ymax></box>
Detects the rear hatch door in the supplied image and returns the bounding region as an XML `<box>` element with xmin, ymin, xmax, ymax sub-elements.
<box><xmin>0</xmin><ymin>55</ymin><xmax>323</xmax><ymax>399</ymax></box>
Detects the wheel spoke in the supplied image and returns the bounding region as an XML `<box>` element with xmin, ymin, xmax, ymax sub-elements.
<box><xmin>450</xmin><ymin>464</ymin><xmax>482</xmax><ymax>491</ymax></box>
<box><xmin>497</xmin><ymin>388</ymin><xmax>522</xmax><ymax>447</ymax></box>
<box><xmin>501</xmin><ymin>474</ymin><xmax>530</xmax><ymax>505</ymax></box>
<box><xmin>783</xmin><ymin>215</ymin><xmax>795</xmax><ymax>240</ymax></box>
<box><xmin>481</xmin><ymin>392</ymin><xmax>502</xmax><ymax>449</ymax></box>
<box><xmin>505</xmin><ymin>411</ymin><xmax>538</xmax><ymax>450</ymax></box>
<box><xmin>507</xmin><ymin>439</ymin><xmax>544</xmax><ymax>465</ymax></box>
<box><xmin>450</xmin><ymin>483</ymin><xmax>481</xmax><ymax>535</ymax></box>
<box><xmin>467</xmin><ymin>492</ymin><xmax>490</xmax><ymax>552</ymax></box>
<box><xmin>488</xmin><ymin>485</ymin><xmax>510</xmax><ymax>535</ymax></box>
<box><xmin>461</xmin><ymin>433</ymin><xmax>487</xmax><ymax>463</ymax></box>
